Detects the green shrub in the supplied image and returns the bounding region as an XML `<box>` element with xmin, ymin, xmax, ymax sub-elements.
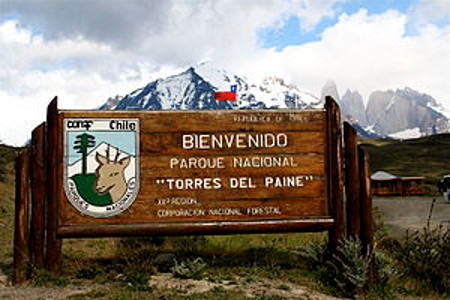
<box><xmin>171</xmin><ymin>257</ymin><xmax>207</xmax><ymax>280</ymax></box>
<box><xmin>120</xmin><ymin>269</ymin><xmax>152</xmax><ymax>291</ymax></box>
<box><xmin>32</xmin><ymin>268</ymin><xmax>68</xmax><ymax>287</ymax></box>
<box><xmin>297</xmin><ymin>240</ymin><xmax>329</xmax><ymax>270</ymax></box>
<box><xmin>394</xmin><ymin>225</ymin><xmax>450</xmax><ymax>294</ymax></box>
<box><xmin>74</xmin><ymin>260</ymin><xmax>114</xmax><ymax>284</ymax></box>
<box><xmin>277</xmin><ymin>284</ymin><xmax>291</xmax><ymax>291</ymax></box>
<box><xmin>328</xmin><ymin>237</ymin><xmax>371</xmax><ymax>297</ymax></box>
<box><xmin>299</xmin><ymin>237</ymin><xmax>394</xmax><ymax>298</ymax></box>
<box><xmin>115</xmin><ymin>237</ymin><xmax>157</xmax><ymax>291</ymax></box>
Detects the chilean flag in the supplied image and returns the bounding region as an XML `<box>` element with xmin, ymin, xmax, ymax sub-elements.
<box><xmin>214</xmin><ymin>85</ymin><xmax>237</xmax><ymax>101</ymax></box>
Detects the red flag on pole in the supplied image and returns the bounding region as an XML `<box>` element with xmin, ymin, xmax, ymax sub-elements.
<box><xmin>214</xmin><ymin>85</ymin><xmax>237</xmax><ymax>101</ymax></box>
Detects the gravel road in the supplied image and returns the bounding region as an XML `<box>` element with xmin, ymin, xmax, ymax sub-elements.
<box><xmin>373</xmin><ymin>196</ymin><xmax>450</xmax><ymax>238</ymax></box>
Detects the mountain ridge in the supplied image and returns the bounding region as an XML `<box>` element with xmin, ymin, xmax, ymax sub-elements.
<box><xmin>100</xmin><ymin>63</ymin><xmax>322</xmax><ymax>112</ymax></box>
<box><xmin>322</xmin><ymin>82</ymin><xmax>449</xmax><ymax>139</ymax></box>
<box><xmin>100</xmin><ymin>64</ymin><xmax>449</xmax><ymax>139</ymax></box>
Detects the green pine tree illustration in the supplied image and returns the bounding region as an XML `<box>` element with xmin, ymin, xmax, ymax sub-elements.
<box><xmin>73</xmin><ymin>133</ymin><xmax>96</xmax><ymax>175</ymax></box>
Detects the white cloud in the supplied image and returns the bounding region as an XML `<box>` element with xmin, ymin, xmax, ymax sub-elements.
<box><xmin>409</xmin><ymin>0</ymin><xmax>450</xmax><ymax>27</ymax></box>
<box><xmin>1</xmin><ymin>0</ymin><xmax>346</xmax><ymax>145</ymax></box>
<box><xmin>237</xmin><ymin>9</ymin><xmax>450</xmax><ymax>111</ymax></box>
<box><xmin>0</xmin><ymin>0</ymin><xmax>291</xmax><ymax>64</ymax></box>
<box><xmin>290</xmin><ymin>0</ymin><xmax>348</xmax><ymax>31</ymax></box>
<box><xmin>0</xmin><ymin>20</ymin><xmax>181</xmax><ymax>145</ymax></box>
<box><xmin>1</xmin><ymin>1</ymin><xmax>450</xmax><ymax>146</ymax></box>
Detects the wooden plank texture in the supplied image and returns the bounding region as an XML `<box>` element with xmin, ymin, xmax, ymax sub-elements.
<box><xmin>46</xmin><ymin>97</ymin><xmax>62</xmax><ymax>274</ymax></box>
<box><xmin>359</xmin><ymin>146</ymin><xmax>373</xmax><ymax>253</ymax></box>
<box><xmin>60</xmin><ymin>110</ymin><xmax>325</xmax><ymax>132</ymax></box>
<box><xmin>344</xmin><ymin>122</ymin><xmax>361</xmax><ymax>238</ymax></box>
<box><xmin>325</xmin><ymin>97</ymin><xmax>345</xmax><ymax>252</ymax></box>
<box><xmin>57</xmin><ymin>109</ymin><xmax>330</xmax><ymax>236</ymax></box>
<box><xmin>58</xmin><ymin>218</ymin><xmax>334</xmax><ymax>238</ymax></box>
<box><xmin>13</xmin><ymin>151</ymin><xmax>30</xmax><ymax>284</ymax></box>
<box><xmin>30</xmin><ymin>123</ymin><xmax>47</xmax><ymax>269</ymax></box>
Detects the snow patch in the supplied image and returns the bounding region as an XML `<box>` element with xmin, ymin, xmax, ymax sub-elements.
<box><xmin>101</xmin><ymin>63</ymin><xmax>322</xmax><ymax>112</ymax></box>
<box><xmin>428</xmin><ymin>101</ymin><xmax>450</xmax><ymax>119</ymax></box>
<box><xmin>364</xmin><ymin>123</ymin><xmax>376</xmax><ymax>133</ymax></box>
<box><xmin>194</xmin><ymin>62</ymin><xmax>236</xmax><ymax>91</ymax></box>
<box><xmin>388</xmin><ymin>127</ymin><xmax>422</xmax><ymax>140</ymax></box>
<box><xmin>385</xmin><ymin>96</ymin><xmax>396</xmax><ymax>112</ymax></box>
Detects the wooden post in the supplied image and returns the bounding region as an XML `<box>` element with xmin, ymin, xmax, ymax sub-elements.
<box><xmin>46</xmin><ymin>97</ymin><xmax>62</xmax><ymax>273</ymax></box>
<box><xmin>326</xmin><ymin>96</ymin><xmax>345</xmax><ymax>252</ymax></box>
<box><xmin>13</xmin><ymin>151</ymin><xmax>30</xmax><ymax>284</ymax></box>
<box><xmin>359</xmin><ymin>146</ymin><xmax>373</xmax><ymax>253</ymax></box>
<box><xmin>344</xmin><ymin>122</ymin><xmax>361</xmax><ymax>238</ymax></box>
<box><xmin>30</xmin><ymin>123</ymin><xmax>47</xmax><ymax>269</ymax></box>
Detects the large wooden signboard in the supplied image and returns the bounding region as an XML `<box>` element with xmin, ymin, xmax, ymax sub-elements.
<box><xmin>15</xmin><ymin>97</ymin><xmax>367</xmax><ymax>283</ymax></box>
<box><xmin>55</xmin><ymin>109</ymin><xmax>333</xmax><ymax>237</ymax></box>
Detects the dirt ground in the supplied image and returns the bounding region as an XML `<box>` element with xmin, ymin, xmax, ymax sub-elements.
<box><xmin>373</xmin><ymin>195</ymin><xmax>450</xmax><ymax>238</ymax></box>
<box><xmin>1</xmin><ymin>196</ymin><xmax>448</xmax><ymax>299</ymax></box>
<box><xmin>0</xmin><ymin>274</ymin><xmax>339</xmax><ymax>300</ymax></box>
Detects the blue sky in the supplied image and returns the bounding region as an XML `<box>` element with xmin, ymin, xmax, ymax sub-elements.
<box><xmin>0</xmin><ymin>0</ymin><xmax>449</xmax><ymax>145</ymax></box>
<box><xmin>259</xmin><ymin>0</ymin><xmax>430</xmax><ymax>49</ymax></box>
<box><xmin>259</xmin><ymin>14</ymin><xmax>337</xmax><ymax>49</ymax></box>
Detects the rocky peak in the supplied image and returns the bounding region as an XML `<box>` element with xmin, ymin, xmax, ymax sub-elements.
<box><xmin>320</xmin><ymin>82</ymin><xmax>449</xmax><ymax>139</ymax></box>
<box><xmin>100</xmin><ymin>65</ymin><xmax>321</xmax><ymax>112</ymax></box>
<box><xmin>101</xmin><ymin>95</ymin><xmax>123</xmax><ymax>110</ymax></box>
<box><xmin>320</xmin><ymin>81</ymin><xmax>340</xmax><ymax>102</ymax></box>
<box><xmin>366</xmin><ymin>88</ymin><xmax>448</xmax><ymax>136</ymax></box>
<box><xmin>341</xmin><ymin>89</ymin><xmax>367</xmax><ymax>127</ymax></box>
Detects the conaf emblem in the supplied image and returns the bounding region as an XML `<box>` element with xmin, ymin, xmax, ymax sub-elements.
<box><xmin>64</xmin><ymin>119</ymin><xmax>139</xmax><ymax>218</ymax></box>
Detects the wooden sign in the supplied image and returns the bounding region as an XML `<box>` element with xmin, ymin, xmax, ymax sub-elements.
<box><xmin>16</xmin><ymin>96</ymin><xmax>370</xmax><ymax>281</ymax></box>
<box><xmin>55</xmin><ymin>109</ymin><xmax>333</xmax><ymax>237</ymax></box>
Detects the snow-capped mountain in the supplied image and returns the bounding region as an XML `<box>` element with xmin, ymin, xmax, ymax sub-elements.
<box><xmin>321</xmin><ymin>82</ymin><xmax>449</xmax><ymax>139</ymax></box>
<box><xmin>366</xmin><ymin>88</ymin><xmax>449</xmax><ymax>138</ymax></box>
<box><xmin>100</xmin><ymin>62</ymin><xmax>322</xmax><ymax>111</ymax></box>
<box><xmin>99</xmin><ymin>63</ymin><xmax>449</xmax><ymax>140</ymax></box>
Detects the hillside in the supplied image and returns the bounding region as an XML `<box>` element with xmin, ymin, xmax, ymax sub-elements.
<box><xmin>360</xmin><ymin>133</ymin><xmax>450</xmax><ymax>191</ymax></box>
<box><xmin>0</xmin><ymin>144</ymin><xmax>22</xmax><ymax>265</ymax></box>
<box><xmin>0</xmin><ymin>144</ymin><xmax>21</xmax><ymax>169</ymax></box>
<box><xmin>0</xmin><ymin>138</ymin><xmax>449</xmax><ymax>297</ymax></box>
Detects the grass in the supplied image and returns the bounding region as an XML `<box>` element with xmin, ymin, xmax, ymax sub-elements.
<box><xmin>53</xmin><ymin>233</ymin><xmax>327</xmax><ymax>298</ymax></box>
<box><xmin>2</xmin><ymin>135</ymin><xmax>450</xmax><ymax>298</ymax></box>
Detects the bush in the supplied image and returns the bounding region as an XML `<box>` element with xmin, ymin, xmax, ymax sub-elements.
<box><xmin>116</xmin><ymin>237</ymin><xmax>157</xmax><ymax>291</ymax></box>
<box><xmin>297</xmin><ymin>240</ymin><xmax>329</xmax><ymax>270</ymax></box>
<box><xmin>76</xmin><ymin>261</ymin><xmax>108</xmax><ymax>280</ymax></box>
<box><xmin>171</xmin><ymin>257</ymin><xmax>207</xmax><ymax>280</ymax></box>
<box><xmin>393</xmin><ymin>225</ymin><xmax>450</xmax><ymax>294</ymax></box>
<box><xmin>328</xmin><ymin>237</ymin><xmax>371</xmax><ymax>297</ymax></box>
<box><xmin>299</xmin><ymin>237</ymin><xmax>394</xmax><ymax>298</ymax></box>
<box><xmin>120</xmin><ymin>268</ymin><xmax>152</xmax><ymax>291</ymax></box>
<box><xmin>32</xmin><ymin>268</ymin><xmax>68</xmax><ymax>287</ymax></box>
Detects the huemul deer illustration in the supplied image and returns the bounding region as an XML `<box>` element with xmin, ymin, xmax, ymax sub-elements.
<box><xmin>95</xmin><ymin>146</ymin><xmax>131</xmax><ymax>203</ymax></box>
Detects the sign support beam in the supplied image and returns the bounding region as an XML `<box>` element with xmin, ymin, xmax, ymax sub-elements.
<box><xmin>46</xmin><ymin>97</ymin><xmax>62</xmax><ymax>274</ymax></box>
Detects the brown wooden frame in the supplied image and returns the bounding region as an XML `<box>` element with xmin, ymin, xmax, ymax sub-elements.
<box><xmin>13</xmin><ymin>96</ymin><xmax>374</xmax><ymax>281</ymax></box>
<box><xmin>57</xmin><ymin>106</ymin><xmax>331</xmax><ymax>236</ymax></box>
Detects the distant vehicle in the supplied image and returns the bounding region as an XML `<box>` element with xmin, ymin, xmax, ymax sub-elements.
<box><xmin>438</xmin><ymin>175</ymin><xmax>450</xmax><ymax>203</ymax></box>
